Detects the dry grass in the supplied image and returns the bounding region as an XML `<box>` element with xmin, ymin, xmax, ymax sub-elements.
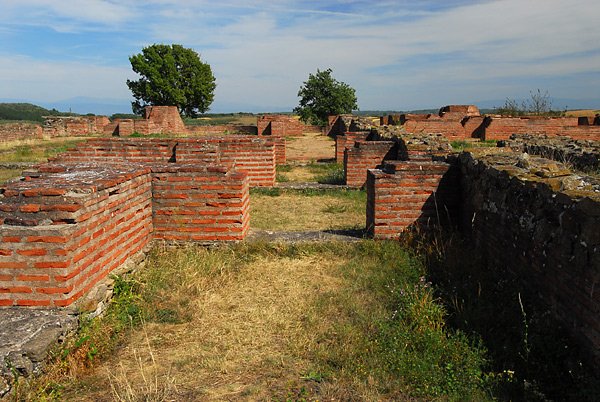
<box><xmin>0</xmin><ymin>136</ymin><xmax>87</xmax><ymax>162</ymax></box>
<box><xmin>56</xmin><ymin>243</ymin><xmax>396</xmax><ymax>401</ymax></box>
<box><xmin>250</xmin><ymin>190</ymin><xmax>366</xmax><ymax>232</ymax></box>
<box><xmin>0</xmin><ymin>168</ymin><xmax>23</xmax><ymax>185</ymax></box>
<box><xmin>565</xmin><ymin>109</ymin><xmax>600</xmax><ymax>117</ymax></box>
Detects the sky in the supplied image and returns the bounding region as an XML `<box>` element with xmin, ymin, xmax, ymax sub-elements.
<box><xmin>0</xmin><ymin>0</ymin><xmax>599</xmax><ymax>114</ymax></box>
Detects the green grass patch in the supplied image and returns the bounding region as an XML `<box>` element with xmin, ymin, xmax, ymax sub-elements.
<box><xmin>451</xmin><ymin>139</ymin><xmax>498</xmax><ymax>151</ymax></box>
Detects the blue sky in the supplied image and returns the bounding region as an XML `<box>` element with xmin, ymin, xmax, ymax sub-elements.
<box><xmin>1</xmin><ymin>0</ymin><xmax>599</xmax><ymax>114</ymax></box>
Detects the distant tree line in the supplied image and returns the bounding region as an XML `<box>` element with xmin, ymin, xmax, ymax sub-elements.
<box><xmin>0</xmin><ymin>103</ymin><xmax>79</xmax><ymax>123</ymax></box>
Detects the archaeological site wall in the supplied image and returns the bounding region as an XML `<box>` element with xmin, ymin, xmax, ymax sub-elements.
<box><xmin>257</xmin><ymin>115</ymin><xmax>303</xmax><ymax>136</ymax></box>
<box><xmin>49</xmin><ymin>136</ymin><xmax>280</xmax><ymax>186</ymax></box>
<box><xmin>44</xmin><ymin>116</ymin><xmax>111</xmax><ymax>137</ymax></box>
<box><xmin>0</xmin><ymin>159</ymin><xmax>250</xmax><ymax>308</ymax></box>
<box><xmin>379</xmin><ymin>106</ymin><xmax>600</xmax><ymax>142</ymax></box>
<box><xmin>0</xmin><ymin>123</ymin><xmax>43</xmax><ymax>142</ymax></box>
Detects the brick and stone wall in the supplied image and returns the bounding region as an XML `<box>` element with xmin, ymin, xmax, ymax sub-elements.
<box><xmin>458</xmin><ymin>149</ymin><xmax>600</xmax><ymax>368</ymax></box>
<box><xmin>336</xmin><ymin>131</ymin><xmax>371</xmax><ymax>163</ymax></box>
<box><xmin>0</xmin><ymin>124</ymin><xmax>43</xmax><ymax>142</ymax></box>
<box><xmin>344</xmin><ymin>141</ymin><xmax>397</xmax><ymax>186</ymax></box>
<box><xmin>379</xmin><ymin>106</ymin><xmax>600</xmax><ymax>142</ymax></box>
<box><xmin>186</xmin><ymin>125</ymin><xmax>258</xmax><ymax>135</ymax></box>
<box><xmin>257</xmin><ymin>115</ymin><xmax>303</xmax><ymax>136</ymax></box>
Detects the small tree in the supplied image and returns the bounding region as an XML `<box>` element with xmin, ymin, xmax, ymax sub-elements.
<box><xmin>127</xmin><ymin>44</ymin><xmax>216</xmax><ymax>117</ymax></box>
<box><xmin>294</xmin><ymin>68</ymin><xmax>358</xmax><ymax>126</ymax></box>
<box><xmin>495</xmin><ymin>89</ymin><xmax>564</xmax><ymax>117</ymax></box>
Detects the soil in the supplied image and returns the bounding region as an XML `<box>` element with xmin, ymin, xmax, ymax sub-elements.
<box><xmin>284</xmin><ymin>131</ymin><xmax>335</xmax><ymax>162</ymax></box>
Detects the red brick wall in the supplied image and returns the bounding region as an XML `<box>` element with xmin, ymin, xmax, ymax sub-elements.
<box><xmin>151</xmin><ymin>164</ymin><xmax>249</xmax><ymax>243</ymax></box>
<box><xmin>335</xmin><ymin>131</ymin><xmax>370</xmax><ymax>162</ymax></box>
<box><xmin>344</xmin><ymin>141</ymin><xmax>397</xmax><ymax>186</ymax></box>
<box><xmin>366</xmin><ymin>161</ymin><xmax>459</xmax><ymax>239</ymax></box>
<box><xmin>481</xmin><ymin>116</ymin><xmax>600</xmax><ymax>141</ymax></box>
<box><xmin>0</xmin><ymin>164</ymin><xmax>153</xmax><ymax>307</ymax></box>
<box><xmin>43</xmin><ymin>116</ymin><xmax>110</xmax><ymax>137</ymax></box>
<box><xmin>145</xmin><ymin>106</ymin><xmax>187</xmax><ymax>134</ymax></box>
<box><xmin>0</xmin><ymin>160</ymin><xmax>251</xmax><ymax>308</ymax></box>
<box><xmin>0</xmin><ymin>123</ymin><xmax>43</xmax><ymax>142</ymax></box>
<box><xmin>186</xmin><ymin>125</ymin><xmax>258</xmax><ymax>135</ymax></box>
<box><xmin>50</xmin><ymin>136</ymin><xmax>277</xmax><ymax>186</ymax></box>
<box><xmin>257</xmin><ymin>115</ymin><xmax>303</xmax><ymax>136</ymax></box>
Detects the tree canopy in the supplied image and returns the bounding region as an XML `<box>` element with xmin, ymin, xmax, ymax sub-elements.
<box><xmin>294</xmin><ymin>68</ymin><xmax>358</xmax><ymax>126</ymax></box>
<box><xmin>126</xmin><ymin>44</ymin><xmax>217</xmax><ymax>117</ymax></box>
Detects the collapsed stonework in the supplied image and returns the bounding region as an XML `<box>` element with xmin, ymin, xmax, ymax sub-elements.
<box><xmin>379</xmin><ymin>105</ymin><xmax>600</xmax><ymax>141</ymax></box>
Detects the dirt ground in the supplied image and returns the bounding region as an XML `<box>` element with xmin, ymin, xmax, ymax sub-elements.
<box><xmin>284</xmin><ymin>131</ymin><xmax>335</xmax><ymax>162</ymax></box>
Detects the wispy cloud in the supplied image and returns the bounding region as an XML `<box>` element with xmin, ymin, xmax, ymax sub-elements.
<box><xmin>0</xmin><ymin>0</ymin><xmax>598</xmax><ymax>111</ymax></box>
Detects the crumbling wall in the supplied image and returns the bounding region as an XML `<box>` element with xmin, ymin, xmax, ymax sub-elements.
<box><xmin>257</xmin><ymin>115</ymin><xmax>303</xmax><ymax>136</ymax></box>
<box><xmin>499</xmin><ymin>134</ymin><xmax>600</xmax><ymax>171</ymax></box>
<box><xmin>458</xmin><ymin>149</ymin><xmax>600</xmax><ymax>368</ymax></box>
<box><xmin>0</xmin><ymin>124</ymin><xmax>43</xmax><ymax>142</ymax></box>
<box><xmin>43</xmin><ymin>116</ymin><xmax>110</xmax><ymax>137</ymax></box>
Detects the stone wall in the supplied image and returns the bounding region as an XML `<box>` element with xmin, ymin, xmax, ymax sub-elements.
<box><xmin>0</xmin><ymin>124</ymin><xmax>43</xmax><ymax>142</ymax></box>
<box><xmin>499</xmin><ymin>134</ymin><xmax>600</xmax><ymax>171</ymax></box>
<box><xmin>257</xmin><ymin>115</ymin><xmax>303</xmax><ymax>136</ymax></box>
<box><xmin>458</xmin><ymin>149</ymin><xmax>600</xmax><ymax>368</ymax></box>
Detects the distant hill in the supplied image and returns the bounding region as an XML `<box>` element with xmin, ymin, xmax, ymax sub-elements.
<box><xmin>0</xmin><ymin>103</ymin><xmax>76</xmax><ymax>122</ymax></box>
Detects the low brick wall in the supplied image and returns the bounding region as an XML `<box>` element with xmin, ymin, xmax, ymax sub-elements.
<box><xmin>366</xmin><ymin>160</ymin><xmax>459</xmax><ymax>239</ymax></box>
<box><xmin>458</xmin><ymin>149</ymin><xmax>600</xmax><ymax>368</ymax></box>
<box><xmin>151</xmin><ymin>164</ymin><xmax>249</xmax><ymax>243</ymax></box>
<box><xmin>336</xmin><ymin>131</ymin><xmax>370</xmax><ymax>163</ymax></box>
<box><xmin>344</xmin><ymin>141</ymin><xmax>397</xmax><ymax>186</ymax></box>
<box><xmin>50</xmin><ymin>136</ymin><xmax>278</xmax><ymax>186</ymax></box>
<box><xmin>0</xmin><ymin>124</ymin><xmax>43</xmax><ymax>142</ymax></box>
<box><xmin>186</xmin><ymin>125</ymin><xmax>258</xmax><ymax>135</ymax></box>
<box><xmin>0</xmin><ymin>160</ymin><xmax>251</xmax><ymax>308</ymax></box>
<box><xmin>44</xmin><ymin>116</ymin><xmax>111</xmax><ymax>137</ymax></box>
<box><xmin>0</xmin><ymin>164</ymin><xmax>153</xmax><ymax>308</ymax></box>
<box><xmin>257</xmin><ymin>115</ymin><xmax>303</xmax><ymax>136</ymax></box>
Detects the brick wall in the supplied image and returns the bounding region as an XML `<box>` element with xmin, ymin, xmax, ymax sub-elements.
<box><xmin>0</xmin><ymin>123</ymin><xmax>43</xmax><ymax>142</ymax></box>
<box><xmin>366</xmin><ymin>160</ymin><xmax>459</xmax><ymax>239</ymax></box>
<box><xmin>458</xmin><ymin>149</ymin><xmax>600</xmax><ymax>368</ymax></box>
<box><xmin>43</xmin><ymin>116</ymin><xmax>111</xmax><ymax>137</ymax></box>
<box><xmin>0</xmin><ymin>164</ymin><xmax>153</xmax><ymax>308</ymax></box>
<box><xmin>50</xmin><ymin>136</ymin><xmax>277</xmax><ymax>186</ymax></box>
<box><xmin>481</xmin><ymin>116</ymin><xmax>600</xmax><ymax>141</ymax></box>
<box><xmin>335</xmin><ymin>131</ymin><xmax>370</xmax><ymax>162</ymax></box>
<box><xmin>257</xmin><ymin>115</ymin><xmax>303</xmax><ymax>136</ymax></box>
<box><xmin>344</xmin><ymin>141</ymin><xmax>397</xmax><ymax>186</ymax></box>
<box><xmin>186</xmin><ymin>125</ymin><xmax>258</xmax><ymax>135</ymax></box>
<box><xmin>0</xmin><ymin>160</ymin><xmax>251</xmax><ymax>308</ymax></box>
<box><xmin>151</xmin><ymin>164</ymin><xmax>249</xmax><ymax>243</ymax></box>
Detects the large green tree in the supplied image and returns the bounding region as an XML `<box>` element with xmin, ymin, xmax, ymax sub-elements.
<box><xmin>294</xmin><ymin>68</ymin><xmax>358</xmax><ymax>125</ymax></box>
<box><xmin>127</xmin><ymin>44</ymin><xmax>216</xmax><ymax>117</ymax></box>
